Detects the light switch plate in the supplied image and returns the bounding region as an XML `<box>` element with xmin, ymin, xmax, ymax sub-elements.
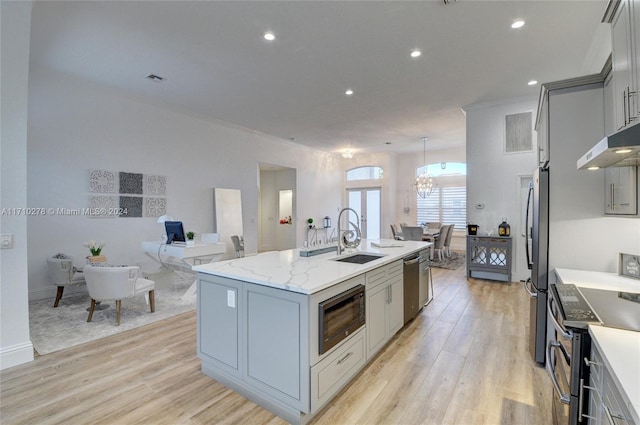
<box><xmin>227</xmin><ymin>289</ymin><xmax>236</xmax><ymax>308</ymax></box>
<box><xmin>1</xmin><ymin>233</ymin><xmax>13</xmax><ymax>249</ymax></box>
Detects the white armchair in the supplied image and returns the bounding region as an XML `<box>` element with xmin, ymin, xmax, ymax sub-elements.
<box><xmin>83</xmin><ymin>265</ymin><xmax>155</xmax><ymax>326</ymax></box>
<box><xmin>47</xmin><ymin>254</ymin><xmax>86</xmax><ymax>307</ymax></box>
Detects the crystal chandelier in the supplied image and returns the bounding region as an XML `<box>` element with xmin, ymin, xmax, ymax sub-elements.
<box><xmin>414</xmin><ymin>137</ymin><xmax>436</xmax><ymax>198</ymax></box>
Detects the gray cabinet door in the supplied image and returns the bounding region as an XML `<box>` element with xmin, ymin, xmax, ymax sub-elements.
<box><xmin>244</xmin><ymin>285</ymin><xmax>309</xmax><ymax>412</ymax></box>
<box><xmin>612</xmin><ymin>0</ymin><xmax>637</xmax><ymax>130</ymax></box>
<box><xmin>198</xmin><ymin>278</ymin><xmax>241</xmax><ymax>373</ymax></box>
<box><xmin>605</xmin><ymin>166</ymin><xmax>638</xmax><ymax>215</ymax></box>
<box><xmin>366</xmin><ymin>282</ymin><xmax>388</xmax><ymax>358</ymax></box>
<box><xmin>387</xmin><ymin>277</ymin><xmax>404</xmax><ymax>336</ymax></box>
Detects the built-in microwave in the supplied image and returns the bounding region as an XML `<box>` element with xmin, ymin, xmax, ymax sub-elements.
<box><xmin>318</xmin><ymin>284</ymin><xmax>365</xmax><ymax>355</ymax></box>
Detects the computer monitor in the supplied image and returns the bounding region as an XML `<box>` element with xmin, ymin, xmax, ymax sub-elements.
<box><xmin>164</xmin><ymin>221</ymin><xmax>186</xmax><ymax>244</ymax></box>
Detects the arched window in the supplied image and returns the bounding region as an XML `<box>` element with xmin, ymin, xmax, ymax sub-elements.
<box><xmin>346</xmin><ymin>166</ymin><xmax>384</xmax><ymax>181</ymax></box>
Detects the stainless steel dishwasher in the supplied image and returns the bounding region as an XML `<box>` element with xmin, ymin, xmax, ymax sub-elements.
<box><xmin>403</xmin><ymin>253</ymin><xmax>421</xmax><ymax>324</ymax></box>
<box><xmin>418</xmin><ymin>248</ymin><xmax>432</xmax><ymax>308</ymax></box>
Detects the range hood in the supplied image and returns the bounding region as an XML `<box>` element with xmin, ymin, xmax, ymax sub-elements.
<box><xmin>577</xmin><ymin>122</ymin><xmax>640</xmax><ymax>169</ymax></box>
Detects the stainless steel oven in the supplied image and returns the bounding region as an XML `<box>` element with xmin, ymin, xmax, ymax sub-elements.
<box><xmin>547</xmin><ymin>283</ymin><xmax>595</xmax><ymax>425</ymax></box>
<box><xmin>318</xmin><ymin>284</ymin><xmax>365</xmax><ymax>355</ymax></box>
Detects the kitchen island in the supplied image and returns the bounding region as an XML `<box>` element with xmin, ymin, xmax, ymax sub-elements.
<box><xmin>193</xmin><ymin>239</ymin><xmax>430</xmax><ymax>424</ymax></box>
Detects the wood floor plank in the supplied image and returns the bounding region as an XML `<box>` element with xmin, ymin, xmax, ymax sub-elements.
<box><xmin>1</xmin><ymin>265</ymin><xmax>552</xmax><ymax>425</ymax></box>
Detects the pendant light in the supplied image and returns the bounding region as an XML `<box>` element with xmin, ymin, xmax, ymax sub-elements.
<box><xmin>414</xmin><ymin>137</ymin><xmax>436</xmax><ymax>198</ymax></box>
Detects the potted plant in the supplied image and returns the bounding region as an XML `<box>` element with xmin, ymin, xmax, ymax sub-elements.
<box><xmin>186</xmin><ymin>231</ymin><xmax>195</xmax><ymax>246</ymax></box>
<box><xmin>84</xmin><ymin>240</ymin><xmax>106</xmax><ymax>263</ymax></box>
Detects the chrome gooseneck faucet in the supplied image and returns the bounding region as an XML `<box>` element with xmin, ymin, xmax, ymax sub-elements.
<box><xmin>336</xmin><ymin>207</ymin><xmax>361</xmax><ymax>255</ymax></box>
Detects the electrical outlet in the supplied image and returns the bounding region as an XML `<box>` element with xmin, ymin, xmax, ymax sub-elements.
<box><xmin>1</xmin><ymin>233</ymin><xmax>13</xmax><ymax>249</ymax></box>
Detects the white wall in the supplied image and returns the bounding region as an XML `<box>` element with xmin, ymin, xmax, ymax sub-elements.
<box><xmin>1</xmin><ymin>0</ymin><xmax>35</xmax><ymax>369</ymax></box>
<box><xmin>27</xmin><ymin>68</ymin><xmax>342</xmax><ymax>300</ymax></box>
<box><xmin>546</xmin><ymin>85</ymin><xmax>640</xmax><ymax>272</ymax></box>
<box><xmin>465</xmin><ymin>98</ymin><xmax>539</xmax><ymax>282</ymax></box>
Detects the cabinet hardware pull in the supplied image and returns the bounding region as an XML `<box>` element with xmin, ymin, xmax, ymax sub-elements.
<box><xmin>611</xmin><ymin>183</ymin><xmax>615</xmax><ymax>210</ymax></box>
<box><xmin>522</xmin><ymin>278</ymin><xmax>537</xmax><ymax>298</ymax></box>
<box><xmin>578</xmin><ymin>378</ymin><xmax>585</xmax><ymax>423</ymax></box>
<box><xmin>604</xmin><ymin>404</ymin><xmax>625</xmax><ymax>423</ymax></box>
<box><xmin>546</xmin><ymin>340</ymin><xmax>570</xmax><ymax>404</ymax></box>
<box><xmin>584</xmin><ymin>357</ymin><xmax>600</xmax><ymax>367</ymax></box>
<box><xmin>337</xmin><ymin>352</ymin><xmax>353</xmax><ymax>365</ymax></box>
<box><xmin>623</xmin><ymin>89</ymin><xmax>629</xmax><ymax>126</ymax></box>
<box><xmin>628</xmin><ymin>87</ymin><xmax>637</xmax><ymax>122</ymax></box>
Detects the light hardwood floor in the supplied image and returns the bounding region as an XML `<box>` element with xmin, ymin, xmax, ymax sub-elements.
<box><xmin>1</xmin><ymin>266</ymin><xmax>552</xmax><ymax>425</ymax></box>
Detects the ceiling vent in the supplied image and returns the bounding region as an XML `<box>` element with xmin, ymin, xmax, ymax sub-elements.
<box><xmin>146</xmin><ymin>74</ymin><xmax>165</xmax><ymax>82</ymax></box>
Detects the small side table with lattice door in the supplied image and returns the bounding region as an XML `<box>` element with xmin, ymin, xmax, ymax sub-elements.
<box><xmin>466</xmin><ymin>236</ymin><xmax>512</xmax><ymax>282</ymax></box>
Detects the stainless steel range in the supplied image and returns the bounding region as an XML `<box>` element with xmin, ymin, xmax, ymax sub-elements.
<box><xmin>548</xmin><ymin>282</ymin><xmax>640</xmax><ymax>425</ymax></box>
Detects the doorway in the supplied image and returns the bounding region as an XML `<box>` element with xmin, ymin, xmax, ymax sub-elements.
<box><xmin>258</xmin><ymin>164</ymin><xmax>297</xmax><ymax>252</ymax></box>
<box><xmin>347</xmin><ymin>188</ymin><xmax>381</xmax><ymax>240</ymax></box>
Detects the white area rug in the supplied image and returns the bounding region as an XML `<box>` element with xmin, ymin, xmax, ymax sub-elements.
<box><xmin>29</xmin><ymin>272</ymin><xmax>196</xmax><ymax>355</ymax></box>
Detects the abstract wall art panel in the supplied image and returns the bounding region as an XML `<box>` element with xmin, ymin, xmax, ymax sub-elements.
<box><xmin>119</xmin><ymin>172</ymin><xmax>143</xmax><ymax>194</ymax></box>
<box><xmin>89</xmin><ymin>169</ymin><xmax>117</xmax><ymax>193</ymax></box>
<box><xmin>144</xmin><ymin>197</ymin><xmax>167</xmax><ymax>217</ymax></box>
<box><xmin>119</xmin><ymin>196</ymin><xmax>143</xmax><ymax>217</ymax></box>
<box><xmin>87</xmin><ymin>195</ymin><xmax>118</xmax><ymax>218</ymax></box>
<box><xmin>144</xmin><ymin>174</ymin><xmax>167</xmax><ymax>196</ymax></box>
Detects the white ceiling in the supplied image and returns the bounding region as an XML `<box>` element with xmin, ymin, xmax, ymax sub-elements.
<box><xmin>29</xmin><ymin>0</ymin><xmax>609</xmax><ymax>155</ymax></box>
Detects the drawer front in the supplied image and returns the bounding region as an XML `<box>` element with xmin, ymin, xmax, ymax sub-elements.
<box><xmin>387</xmin><ymin>260</ymin><xmax>403</xmax><ymax>279</ymax></box>
<box><xmin>602</xmin><ymin>368</ymin><xmax>632</xmax><ymax>425</ymax></box>
<box><xmin>366</xmin><ymin>266</ymin><xmax>387</xmax><ymax>288</ymax></box>
<box><xmin>590</xmin><ymin>345</ymin><xmax>604</xmax><ymax>391</ymax></box>
<box><xmin>311</xmin><ymin>329</ymin><xmax>366</xmax><ymax>413</ymax></box>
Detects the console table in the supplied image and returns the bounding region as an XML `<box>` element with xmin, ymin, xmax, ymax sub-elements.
<box><xmin>466</xmin><ymin>236</ymin><xmax>512</xmax><ymax>282</ymax></box>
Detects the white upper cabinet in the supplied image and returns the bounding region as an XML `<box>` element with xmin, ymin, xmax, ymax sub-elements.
<box><xmin>610</xmin><ymin>0</ymin><xmax>638</xmax><ymax>130</ymax></box>
<box><xmin>604</xmin><ymin>71</ymin><xmax>617</xmax><ymax>135</ymax></box>
<box><xmin>634</xmin><ymin>0</ymin><xmax>640</xmax><ymax>118</ymax></box>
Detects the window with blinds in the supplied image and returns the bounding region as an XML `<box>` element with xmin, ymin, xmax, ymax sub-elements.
<box><xmin>416</xmin><ymin>187</ymin><xmax>467</xmax><ymax>230</ymax></box>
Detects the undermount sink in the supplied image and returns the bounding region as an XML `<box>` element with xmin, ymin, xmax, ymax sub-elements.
<box><xmin>334</xmin><ymin>253</ymin><xmax>386</xmax><ymax>264</ymax></box>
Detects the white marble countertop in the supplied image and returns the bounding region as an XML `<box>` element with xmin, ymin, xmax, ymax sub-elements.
<box><xmin>193</xmin><ymin>239</ymin><xmax>431</xmax><ymax>294</ymax></box>
<box><xmin>555</xmin><ymin>268</ymin><xmax>640</xmax><ymax>292</ymax></box>
<box><xmin>555</xmin><ymin>268</ymin><xmax>640</xmax><ymax>422</ymax></box>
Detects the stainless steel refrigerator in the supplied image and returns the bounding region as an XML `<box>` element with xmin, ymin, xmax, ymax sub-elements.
<box><xmin>524</xmin><ymin>165</ymin><xmax>549</xmax><ymax>365</ymax></box>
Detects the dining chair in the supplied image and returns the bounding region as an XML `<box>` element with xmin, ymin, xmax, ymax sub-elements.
<box><xmin>83</xmin><ymin>265</ymin><xmax>155</xmax><ymax>326</ymax></box>
<box><xmin>400</xmin><ymin>226</ymin><xmax>424</xmax><ymax>241</ymax></box>
<box><xmin>443</xmin><ymin>224</ymin><xmax>455</xmax><ymax>257</ymax></box>
<box><xmin>433</xmin><ymin>225</ymin><xmax>450</xmax><ymax>261</ymax></box>
<box><xmin>231</xmin><ymin>235</ymin><xmax>245</xmax><ymax>258</ymax></box>
<box><xmin>47</xmin><ymin>254</ymin><xmax>86</xmax><ymax>307</ymax></box>
<box><xmin>426</xmin><ymin>222</ymin><xmax>442</xmax><ymax>230</ymax></box>
<box><xmin>390</xmin><ymin>224</ymin><xmax>403</xmax><ymax>240</ymax></box>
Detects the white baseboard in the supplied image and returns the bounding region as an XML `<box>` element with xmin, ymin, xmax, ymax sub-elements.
<box><xmin>0</xmin><ymin>341</ymin><xmax>34</xmax><ymax>370</ymax></box>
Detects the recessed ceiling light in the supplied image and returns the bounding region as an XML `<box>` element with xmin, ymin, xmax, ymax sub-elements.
<box><xmin>264</xmin><ymin>32</ymin><xmax>275</xmax><ymax>41</ymax></box>
<box><xmin>615</xmin><ymin>148</ymin><xmax>633</xmax><ymax>154</ymax></box>
<box><xmin>345</xmin><ymin>89</ymin><xmax>354</xmax><ymax>96</ymax></box>
<box><xmin>528</xmin><ymin>80</ymin><xmax>538</xmax><ymax>86</ymax></box>
<box><xmin>410</xmin><ymin>50</ymin><xmax>422</xmax><ymax>58</ymax></box>
<box><xmin>587</xmin><ymin>166</ymin><xmax>600</xmax><ymax>171</ymax></box>
<box><xmin>511</xmin><ymin>20</ymin><xmax>525</xmax><ymax>29</ymax></box>
<box><xmin>146</xmin><ymin>74</ymin><xmax>165</xmax><ymax>82</ymax></box>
